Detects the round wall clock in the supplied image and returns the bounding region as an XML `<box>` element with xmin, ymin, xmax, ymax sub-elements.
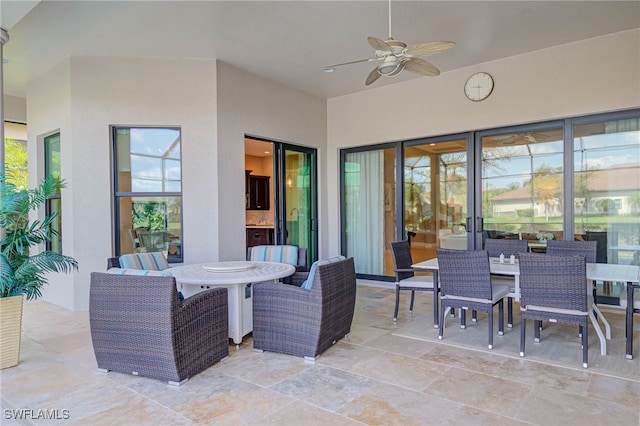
<box><xmin>464</xmin><ymin>72</ymin><xmax>494</xmax><ymax>102</ymax></box>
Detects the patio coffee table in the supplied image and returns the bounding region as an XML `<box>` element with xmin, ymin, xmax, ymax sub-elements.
<box><xmin>166</xmin><ymin>261</ymin><xmax>295</xmax><ymax>346</ymax></box>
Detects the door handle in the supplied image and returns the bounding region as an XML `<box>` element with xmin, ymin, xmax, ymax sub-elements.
<box><xmin>465</xmin><ymin>217</ymin><xmax>471</xmax><ymax>233</ymax></box>
<box><xmin>476</xmin><ymin>217</ymin><xmax>483</xmax><ymax>233</ymax></box>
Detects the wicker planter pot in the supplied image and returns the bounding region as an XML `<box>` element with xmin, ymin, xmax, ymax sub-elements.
<box><xmin>0</xmin><ymin>295</ymin><xmax>24</xmax><ymax>369</ymax></box>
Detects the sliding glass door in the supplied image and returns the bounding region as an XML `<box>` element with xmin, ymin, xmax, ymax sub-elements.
<box><xmin>342</xmin><ymin>146</ymin><xmax>396</xmax><ymax>277</ymax></box>
<box><xmin>405</xmin><ymin>137</ymin><xmax>470</xmax><ymax>262</ymax></box>
<box><xmin>340</xmin><ymin>109</ymin><xmax>639</xmax><ymax>286</ymax></box>
<box><xmin>573</xmin><ymin>114</ymin><xmax>640</xmax><ymax>302</ymax></box>
<box><xmin>275</xmin><ymin>144</ymin><xmax>318</xmax><ymax>266</ymax></box>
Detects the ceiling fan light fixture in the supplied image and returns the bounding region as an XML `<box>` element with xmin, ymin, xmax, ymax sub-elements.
<box><xmin>378</xmin><ymin>58</ymin><xmax>403</xmax><ymax>76</ymax></box>
<box><xmin>323</xmin><ymin>66</ymin><xmax>335</xmax><ymax>73</ymax></box>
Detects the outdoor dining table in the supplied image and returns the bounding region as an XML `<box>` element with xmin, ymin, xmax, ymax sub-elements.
<box><xmin>412</xmin><ymin>257</ymin><xmax>640</xmax><ymax>357</ymax></box>
<box><xmin>166</xmin><ymin>261</ymin><xmax>296</xmax><ymax>346</ymax></box>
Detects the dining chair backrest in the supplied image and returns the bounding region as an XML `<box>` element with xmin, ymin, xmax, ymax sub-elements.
<box><xmin>519</xmin><ymin>253</ymin><xmax>587</xmax><ymax>311</ymax></box>
<box><xmin>484</xmin><ymin>238</ymin><xmax>529</xmax><ymax>259</ymax></box>
<box><xmin>389</xmin><ymin>240</ymin><xmax>415</xmax><ymax>281</ymax></box>
<box><xmin>436</xmin><ymin>248</ymin><xmax>492</xmax><ymax>300</ymax></box>
<box><xmin>546</xmin><ymin>240</ymin><xmax>597</xmax><ymax>263</ymax></box>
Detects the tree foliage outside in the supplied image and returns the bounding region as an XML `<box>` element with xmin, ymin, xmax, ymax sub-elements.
<box><xmin>0</xmin><ymin>174</ymin><xmax>78</xmax><ymax>300</ymax></box>
<box><xmin>4</xmin><ymin>138</ymin><xmax>28</xmax><ymax>190</ymax></box>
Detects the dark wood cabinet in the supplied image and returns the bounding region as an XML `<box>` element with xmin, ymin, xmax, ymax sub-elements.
<box><xmin>246</xmin><ymin>228</ymin><xmax>273</xmax><ymax>248</ymax></box>
<box><xmin>246</xmin><ymin>172</ymin><xmax>270</xmax><ymax>210</ymax></box>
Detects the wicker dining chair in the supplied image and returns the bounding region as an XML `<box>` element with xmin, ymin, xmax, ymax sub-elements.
<box><xmin>89</xmin><ymin>272</ymin><xmax>229</xmax><ymax>385</ymax></box>
<box><xmin>484</xmin><ymin>238</ymin><xmax>529</xmax><ymax>326</ymax></box>
<box><xmin>390</xmin><ymin>240</ymin><xmax>437</xmax><ymax>324</ymax></box>
<box><xmin>518</xmin><ymin>253</ymin><xmax>590</xmax><ymax>368</ymax></box>
<box><xmin>436</xmin><ymin>248</ymin><xmax>510</xmax><ymax>349</ymax></box>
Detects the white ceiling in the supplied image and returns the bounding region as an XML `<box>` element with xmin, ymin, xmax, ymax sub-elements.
<box><xmin>2</xmin><ymin>1</ymin><xmax>639</xmax><ymax>99</ymax></box>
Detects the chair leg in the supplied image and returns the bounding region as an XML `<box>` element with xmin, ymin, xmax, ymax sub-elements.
<box><xmin>432</xmin><ymin>289</ymin><xmax>439</xmax><ymax>329</ymax></box>
<box><xmin>507</xmin><ymin>297</ymin><xmax>513</xmax><ymax>328</ymax></box>
<box><xmin>472</xmin><ymin>310</ymin><xmax>477</xmax><ymax>322</ymax></box>
<box><xmin>488</xmin><ymin>307</ymin><xmax>494</xmax><ymax>349</ymax></box>
<box><xmin>582</xmin><ymin>324</ymin><xmax>588</xmax><ymax>368</ymax></box>
<box><xmin>519</xmin><ymin>318</ymin><xmax>526</xmax><ymax>356</ymax></box>
<box><xmin>438</xmin><ymin>305</ymin><xmax>446</xmax><ymax>340</ymax></box>
<box><xmin>393</xmin><ymin>284</ymin><xmax>400</xmax><ymax>322</ymax></box>
<box><xmin>409</xmin><ymin>290</ymin><xmax>415</xmax><ymax>314</ymax></box>
<box><xmin>460</xmin><ymin>309</ymin><xmax>467</xmax><ymax>329</ymax></box>
<box><xmin>534</xmin><ymin>320</ymin><xmax>541</xmax><ymax>342</ymax></box>
<box><xmin>498</xmin><ymin>300</ymin><xmax>504</xmax><ymax>336</ymax></box>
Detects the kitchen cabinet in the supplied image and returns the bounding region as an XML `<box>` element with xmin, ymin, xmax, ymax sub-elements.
<box><xmin>245</xmin><ymin>171</ymin><xmax>270</xmax><ymax>210</ymax></box>
<box><xmin>246</xmin><ymin>228</ymin><xmax>273</xmax><ymax>247</ymax></box>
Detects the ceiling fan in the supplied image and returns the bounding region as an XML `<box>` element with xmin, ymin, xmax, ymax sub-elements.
<box><xmin>323</xmin><ymin>0</ymin><xmax>455</xmax><ymax>86</ymax></box>
<box><xmin>494</xmin><ymin>132</ymin><xmax>554</xmax><ymax>145</ymax></box>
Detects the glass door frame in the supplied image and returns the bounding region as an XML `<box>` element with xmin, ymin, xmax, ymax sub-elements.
<box><xmin>274</xmin><ymin>142</ymin><xmax>318</xmax><ymax>265</ymax></box>
<box><xmin>404</xmin><ymin>132</ymin><xmax>474</xmax><ymax>251</ymax></box>
<box><xmin>472</xmin><ymin>120</ymin><xmax>566</xmax><ymax>249</ymax></box>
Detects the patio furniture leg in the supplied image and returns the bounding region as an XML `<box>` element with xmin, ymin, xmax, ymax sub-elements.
<box><xmin>460</xmin><ymin>308</ymin><xmax>467</xmax><ymax>329</ymax></box>
<box><xmin>582</xmin><ymin>325</ymin><xmax>588</xmax><ymax>368</ymax></box>
<box><xmin>488</xmin><ymin>307</ymin><xmax>494</xmax><ymax>349</ymax></box>
<box><xmin>409</xmin><ymin>290</ymin><xmax>415</xmax><ymax>314</ymax></box>
<box><xmin>498</xmin><ymin>300</ymin><xmax>504</xmax><ymax>336</ymax></box>
<box><xmin>534</xmin><ymin>320</ymin><xmax>541</xmax><ymax>342</ymax></box>
<box><xmin>507</xmin><ymin>297</ymin><xmax>513</xmax><ymax>328</ymax></box>
<box><xmin>432</xmin><ymin>286</ymin><xmax>439</xmax><ymax>329</ymax></box>
<box><xmin>519</xmin><ymin>318</ymin><xmax>526</xmax><ymax>356</ymax></box>
<box><xmin>393</xmin><ymin>284</ymin><xmax>400</xmax><ymax>322</ymax></box>
<box><xmin>588</xmin><ymin>309</ymin><xmax>607</xmax><ymax>356</ymax></box>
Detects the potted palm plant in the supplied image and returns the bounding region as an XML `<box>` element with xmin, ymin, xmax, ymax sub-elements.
<box><xmin>0</xmin><ymin>173</ymin><xmax>78</xmax><ymax>369</ymax></box>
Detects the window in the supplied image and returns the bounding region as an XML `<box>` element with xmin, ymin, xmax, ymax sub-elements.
<box><xmin>113</xmin><ymin>127</ymin><xmax>183</xmax><ymax>262</ymax></box>
<box><xmin>44</xmin><ymin>133</ymin><xmax>62</xmax><ymax>253</ymax></box>
<box><xmin>4</xmin><ymin>121</ymin><xmax>28</xmax><ymax>189</ymax></box>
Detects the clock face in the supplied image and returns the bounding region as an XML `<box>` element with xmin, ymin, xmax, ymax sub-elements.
<box><xmin>464</xmin><ymin>72</ymin><xmax>494</xmax><ymax>102</ymax></box>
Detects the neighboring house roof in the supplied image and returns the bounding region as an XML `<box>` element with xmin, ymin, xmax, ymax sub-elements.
<box><xmin>492</xmin><ymin>187</ymin><xmax>532</xmax><ymax>202</ymax></box>
<box><xmin>491</xmin><ymin>165</ymin><xmax>638</xmax><ymax>202</ymax></box>
<box><xmin>581</xmin><ymin>165</ymin><xmax>639</xmax><ymax>192</ymax></box>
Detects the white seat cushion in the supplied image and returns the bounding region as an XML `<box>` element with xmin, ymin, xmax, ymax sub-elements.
<box><xmin>442</xmin><ymin>283</ymin><xmax>510</xmax><ymax>305</ymax></box>
<box><xmin>398</xmin><ymin>275</ymin><xmax>434</xmax><ymax>289</ymax></box>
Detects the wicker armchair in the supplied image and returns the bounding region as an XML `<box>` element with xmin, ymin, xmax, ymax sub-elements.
<box><xmin>518</xmin><ymin>253</ymin><xmax>590</xmax><ymax>368</ymax></box>
<box><xmin>484</xmin><ymin>238</ymin><xmax>529</xmax><ymax>327</ymax></box>
<box><xmin>436</xmin><ymin>249</ymin><xmax>510</xmax><ymax>350</ymax></box>
<box><xmin>389</xmin><ymin>240</ymin><xmax>437</xmax><ymax>325</ymax></box>
<box><xmin>89</xmin><ymin>272</ymin><xmax>229</xmax><ymax>385</ymax></box>
<box><xmin>252</xmin><ymin>257</ymin><xmax>356</xmax><ymax>360</ymax></box>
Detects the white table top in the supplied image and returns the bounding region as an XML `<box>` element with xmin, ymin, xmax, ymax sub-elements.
<box><xmin>413</xmin><ymin>257</ymin><xmax>640</xmax><ymax>283</ymax></box>
<box><xmin>166</xmin><ymin>261</ymin><xmax>296</xmax><ymax>285</ymax></box>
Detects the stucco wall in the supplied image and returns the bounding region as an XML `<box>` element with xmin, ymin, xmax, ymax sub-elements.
<box><xmin>325</xmin><ymin>29</ymin><xmax>640</xmax><ymax>255</ymax></box>
<box><xmin>28</xmin><ymin>56</ymin><xmax>218</xmax><ymax>310</ymax></box>
<box><xmin>216</xmin><ymin>62</ymin><xmax>328</xmax><ymax>261</ymax></box>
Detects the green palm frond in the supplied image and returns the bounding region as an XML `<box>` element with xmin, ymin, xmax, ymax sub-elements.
<box><xmin>0</xmin><ymin>174</ymin><xmax>78</xmax><ymax>300</ymax></box>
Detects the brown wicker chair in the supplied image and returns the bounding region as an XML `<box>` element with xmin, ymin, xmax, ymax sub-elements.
<box><xmin>252</xmin><ymin>257</ymin><xmax>356</xmax><ymax>360</ymax></box>
<box><xmin>436</xmin><ymin>248</ymin><xmax>510</xmax><ymax>350</ymax></box>
<box><xmin>89</xmin><ymin>272</ymin><xmax>229</xmax><ymax>385</ymax></box>
<box><xmin>484</xmin><ymin>238</ymin><xmax>529</xmax><ymax>327</ymax></box>
<box><xmin>518</xmin><ymin>253</ymin><xmax>590</xmax><ymax>368</ymax></box>
<box><xmin>389</xmin><ymin>240</ymin><xmax>437</xmax><ymax>325</ymax></box>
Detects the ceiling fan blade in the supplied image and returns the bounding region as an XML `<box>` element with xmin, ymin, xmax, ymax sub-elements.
<box><xmin>365</xmin><ymin>67</ymin><xmax>381</xmax><ymax>86</ymax></box>
<box><xmin>324</xmin><ymin>58</ymin><xmax>378</xmax><ymax>69</ymax></box>
<box><xmin>406</xmin><ymin>41</ymin><xmax>455</xmax><ymax>57</ymax></box>
<box><xmin>403</xmin><ymin>58</ymin><xmax>440</xmax><ymax>76</ymax></box>
<box><xmin>368</xmin><ymin>36</ymin><xmax>393</xmax><ymax>52</ymax></box>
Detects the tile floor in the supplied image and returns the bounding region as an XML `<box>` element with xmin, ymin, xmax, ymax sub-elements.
<box><xmin>1</xmin><ymin>282</ymin><xmax>639</xmax><ymax>425</ymax></box>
